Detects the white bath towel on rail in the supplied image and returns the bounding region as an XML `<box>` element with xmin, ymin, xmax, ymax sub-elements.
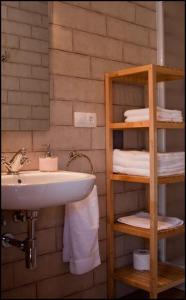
<box><xmin>63</xmin><ymin>185</ymin><xmax>101</xmax><ymax>275</ymax></box>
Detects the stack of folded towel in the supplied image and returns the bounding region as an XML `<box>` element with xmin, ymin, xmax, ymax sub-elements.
<box><xmin>124</xmin><ymin>106</ymin><xmax>183</xmax><ymax>122</ymax></box>
<box><xmin>113</xmin><ymin>149</ymin><xmax>185</xmax><ymax>176</ymax></box>
<box><xmin>117</xmin><ymin>211</ymin><xmax>184</xmax><ymax>230</ymax></box>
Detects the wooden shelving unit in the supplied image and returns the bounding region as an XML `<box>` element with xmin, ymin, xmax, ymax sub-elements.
<box><xmin>105</xmin><ymin>64</ymin><xmax>185</xmax><ymax>299</ymax></box>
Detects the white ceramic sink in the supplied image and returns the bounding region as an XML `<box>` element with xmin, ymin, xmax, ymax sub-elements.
<box><xmin>1</xmin><ymin>171</ymin><xmax>96</xmax><ymax>210</ymax></box>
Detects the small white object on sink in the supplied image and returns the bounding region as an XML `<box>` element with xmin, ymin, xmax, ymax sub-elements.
<box><xmin>39</xmin><ymin>144</ymin><xmax>58</xmax><ymax>171</ymax></box>
<box><xmin>39</xmin><ymin>157</ymin><xmax>58</xmax><ymax>172</ymax></box>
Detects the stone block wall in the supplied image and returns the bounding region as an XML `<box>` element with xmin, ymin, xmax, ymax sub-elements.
<box><xmin>1</xmin><ymin>1</ymin><xmax>158</xmax><ymax>298</ymax></box>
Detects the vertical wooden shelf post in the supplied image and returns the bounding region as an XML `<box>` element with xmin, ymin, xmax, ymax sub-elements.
<box><xmin>148</xmin><ymin>65</ymin><xmax>158</xmax><ymax>298</ymax></box>
<box><xmin>105</xmin><ymin>73</ymin><xmax>114</xmax><ymax>298</ymax></box>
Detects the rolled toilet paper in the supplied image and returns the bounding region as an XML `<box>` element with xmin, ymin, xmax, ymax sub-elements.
<box><xmin>133</xmin><ymin>249</ymin><xmax>150</xmax><ymax>271</ymax></box>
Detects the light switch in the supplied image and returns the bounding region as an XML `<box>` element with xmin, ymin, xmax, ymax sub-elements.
<box><xmin>74</xmin><ymin>112</ymin><xmax>97</xmax><ymax>127</ymax></box>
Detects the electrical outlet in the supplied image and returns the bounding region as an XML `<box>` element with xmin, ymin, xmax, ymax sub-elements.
<box><xmin>74</xmin><ymin>112</ymin><xmax>97</xmax><ymax>127</ymax></box>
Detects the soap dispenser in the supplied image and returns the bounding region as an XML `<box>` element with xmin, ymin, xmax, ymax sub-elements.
<box><xmin>39</xmin><ymin>144</ymin><xmax>58</xmax><ymax>171</ymax></box>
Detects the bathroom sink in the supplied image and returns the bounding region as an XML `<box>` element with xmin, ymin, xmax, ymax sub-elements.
<box><xmin>1</xmin><ymin>171</ymin><xmax>96</xmax><ymax>210</ymax></box>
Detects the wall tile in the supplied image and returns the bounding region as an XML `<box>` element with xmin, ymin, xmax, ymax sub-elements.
<box><xmin>134</xmin><ymin>1</ymin><xmax>156</xmax><ymax>11</ymax></box>
<box><xmin>33</xmin><ymin>126</ymin><xmax>92</xmax><ymax>151</ymax></box>
<box><xmin>1</xmin><ymin>131</ymin><xmax>32</xmax><ymax>152</ymax></box>
<box><xmin>7</xmin><ymin>6</ymin><xmax>42</xmax><ymax>25</ymax></box>
<box><xmin>37</xmin><ymin>228</ymin><xmax>56</xmax><ymax>255</ymax></box>
<box><xmin>2</xmin><ymin>1</ymin><xmax>19</xmax><ymax>8</ymax></box>
<box><xmin>2</xmin><ymin>76</ymin><xmax>20</xmax><ymax>90</ymax></box>
<box><xmin>2</xmin><ymin>33</ymin><xmax>19</xmax><ymax>48</ymax></box>
<box><xmin>73</xmin><ymin>30</ymin><xmax>123</xmax><ymax>61</ymax></box>
<box><xmin>1</xmin><ymin>263</ymin><xmax>14</xmax><ymax>290</ymax></box>
<box><xmin>3</xmin><ymin>104</ymin><xmax>31</xmax><ymax>119</ymax></box>
<box><xmin>99</xmin><ymin>239</ymin><xmax>107</xmax><ymax>262</ymax></box>
<box><xmin>20</xmin><ymin>38</ymin><xmax>48</xmax><ymax>53</ymax></box>
<box><xmin>98</xmin><ymin>195</ymin><xmax>106</xmax><ymax>218</ymax></box>
<box><xmin>64</xmin><ymin>1</ymin><xmax>91</xmax><ymax>9</ymax></box>
<box><xmin>50</xmin><ymin>100</ymin><xmax>73</xmax><ymax>126</ymax></box>
<box><xmin>107</xmin><ymin>16</ymin><xmax>149</xmax><ymax>47</ymax></box>
<box><xmin>52</xmin><ymin>2</ymin><xmax>106</xmax><ymax>35</ymax></box>
<box><xmin>50</xmin><ymin>25</ymin><xmax>72</xmax><ymax>51</ymax></box>
<box><xmin>2</xmin><ymin>20</ymin><xmax>31</xmax><ymax>37</ymax></box>
<box><xmin>19</xmin><ymin>1</ymin><xmax>48</xmax><ymax>15</ymax></box>
<box><xmin>92</xmin><ymin>127</ymin><xmax>105</xmax><ymax>150</ymax></box>
<box><xmin>2</xmin><ymin>62</ymin><xmax>31</xmax><ymax>77</ymax></box>
<box><xmin>65</xmin><ymin>283</ymin><xmax>107</xmax><ymax>299</ymax></box>
<box><xmin>98</xmin><ymin>217</ymin><xmax>106</xmax><ymax>241</ymax></box>
<box><xmin>37</xmin><ymin>206</ymin><xmax>65</xmax><ymax>230</ymax></box>
<box><xmin>135</xmin><ymin>5</ymin><xmax>156</xmax><ymax>29</ymax></box>
<box><xmin>91</xmin><ymin>1</ymin><xmax>135</xmax><ymax>22</ymax></box>
<box><xmin>91</xmin><ymin>57</ymin><xmax>131</xmax><ymax>80</ymax></box>
<box><xmin>50</xmin><ymin>50</ymin><xmax>90</xmax><ymax>78</ymax></box>
<box><xmin>114</xmin><ymin>191</ymin><xmax>139</xmax><ymax>215</ymax></box>
<box><xmin>1</xmin><ymin>284</ymin><xmax>36</xmax><ymax>299</ymax></box>
<box><xmin>37</xmin><ymin>271</ymin><xmax>93</xmax><ymax>298</ymax></box>
<box><xmin>13</xmin><ymin>252</ymin><xmax>68</xmax><ymax>287</ymax></box>
<box><xmin>124</xmin><ymin>42</ymin><xmax>157</xmax><ymax>65</ymax></box>
<box><xmin>53</xmin><ymin>75</ymin><xmax>104</xmax><ymax>103</ymax></box>
<box><xmin>96</xmin><ymin>172</ymin><xmax>106</xmax><ymax>196</ymax></box>
<box><xmin>93</xmin><ymin>262</ymin><xmax>107</xmax><ymax>285</ymax></box>
<box><xmin>8</xmin><ymin>49</ymin><xmax>41</xmax><ymax>65</ymax></box>
<box><xmin>32</xmin><ymin>26</ymin><xmax>48</xmax><ymax>41</ymax></box>
<box><xmin>20</xmin><ymin>78</ymin><xmax>48</xmax><ymax>93</ymax></box>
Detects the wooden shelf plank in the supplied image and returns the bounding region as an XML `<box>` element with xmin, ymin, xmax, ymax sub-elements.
<box><xmin>110</xmin><ymin>121</ymin><xmax>185</xmax><ymax>130</ymax></box>
<box><xmin>158</xmin><ymin>174</ymin><xmax>185</xmax><ymax>184</ymax></box>
<box><xmin>157</xmin><ymin>121</ymin><xmax>185</xmax><ymax>129</ymax></box>
<box><xmin>107</xmin><ymin>64</ymin><xmax>184</xmax><ymax>85</ymax></box>
<box><xmin>113</xmin><ymin>262</ymin><xmax>185</xmax><ymax>293</ymax></box>
<box><xmin>114</xmin><ymin>223</ymin><xmax>184</xmax><ymax>240</ymax></box>
<box><xmin>111</xmin><ymin>173</ymin><xmax>150</xmax><ymax>183</ymax></box>
<box><xmin>111</xmin><ymin>173</ymin><xmax>185</xmax><ymax>184</ymax></box>
<box><xmin>110</xmin><ymin>121</ymin><xmax>150</xmax><ymax>129</ymax></box>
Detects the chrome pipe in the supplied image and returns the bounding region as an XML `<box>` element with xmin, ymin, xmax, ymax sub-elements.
<box><xmin>1</xmin><ymin>210</ymin><xmax>38</xmax><ymax>270</ymax></box>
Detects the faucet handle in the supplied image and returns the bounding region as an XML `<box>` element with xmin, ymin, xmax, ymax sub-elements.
<box><xmin>69</xmin><ymin>150</ymin><xmax>78</xmax><ymax>159</ymax></box>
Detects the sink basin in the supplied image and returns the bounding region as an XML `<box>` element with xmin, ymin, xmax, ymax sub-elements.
<box><xmin>1</xmin><ymin>170</ymin><xmax>96</xmax><ymax>210</ymax></box>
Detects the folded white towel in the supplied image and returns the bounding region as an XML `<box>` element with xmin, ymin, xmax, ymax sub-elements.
<box><xmin>113</xmin><ymin>150</ymin><xmax>185</xmax><ymax>176</ymax></box>
<box><xmin>63</xmin><ymin>185</ymin><xmax>101</xmax><ymax>275</ymax></box>
<box><xmin>124</xmin><ymin>107</ymin><xmax>182</xmax><ymax>117</ymax></box>
<box><xmin>124</xmin><ymin>107</ymin><xmax>183</xmax><ymax>122</ymax></box>
<box><xmin>113</xmin><ymin>149</ymin><xmax>185</xmax><ymax>162</ymax></box>
<box><xmin>113</xmin><ymin>156</ymin><xmax>184</xmax><ymax>170</ymax></box>
<box><xmin>117</xmin><ymin>211</ymin><xmax>184</xmax><ymax>230</ymax></box>
<box><xmin>113</xmin><ymin>165</ymin><xmax>184</xmax><ymax>176</ymax></box>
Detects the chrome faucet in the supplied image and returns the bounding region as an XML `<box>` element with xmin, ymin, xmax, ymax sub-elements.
<box><xmin>1</xmin><ymin>148</ymin><xmax>29</xmax><ymax>174</ymax></box>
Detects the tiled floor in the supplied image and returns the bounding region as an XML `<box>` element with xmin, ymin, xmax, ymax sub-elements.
<box><xmin>123</xmin><ymin>288</ymin><xmax>185</xmax><ymax>299</ymax></box>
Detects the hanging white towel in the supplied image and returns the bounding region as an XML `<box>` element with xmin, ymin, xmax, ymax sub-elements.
<box><xmin>63</xmin><ymin>185</ymin><xmax>101</xmax><ymax>275</ymax></box>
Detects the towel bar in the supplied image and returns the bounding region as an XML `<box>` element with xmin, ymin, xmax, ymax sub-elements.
<box><xmin>66</xmin><ymin>151</ymin><xmax>94</xmax><ymax>174</ymax></box>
